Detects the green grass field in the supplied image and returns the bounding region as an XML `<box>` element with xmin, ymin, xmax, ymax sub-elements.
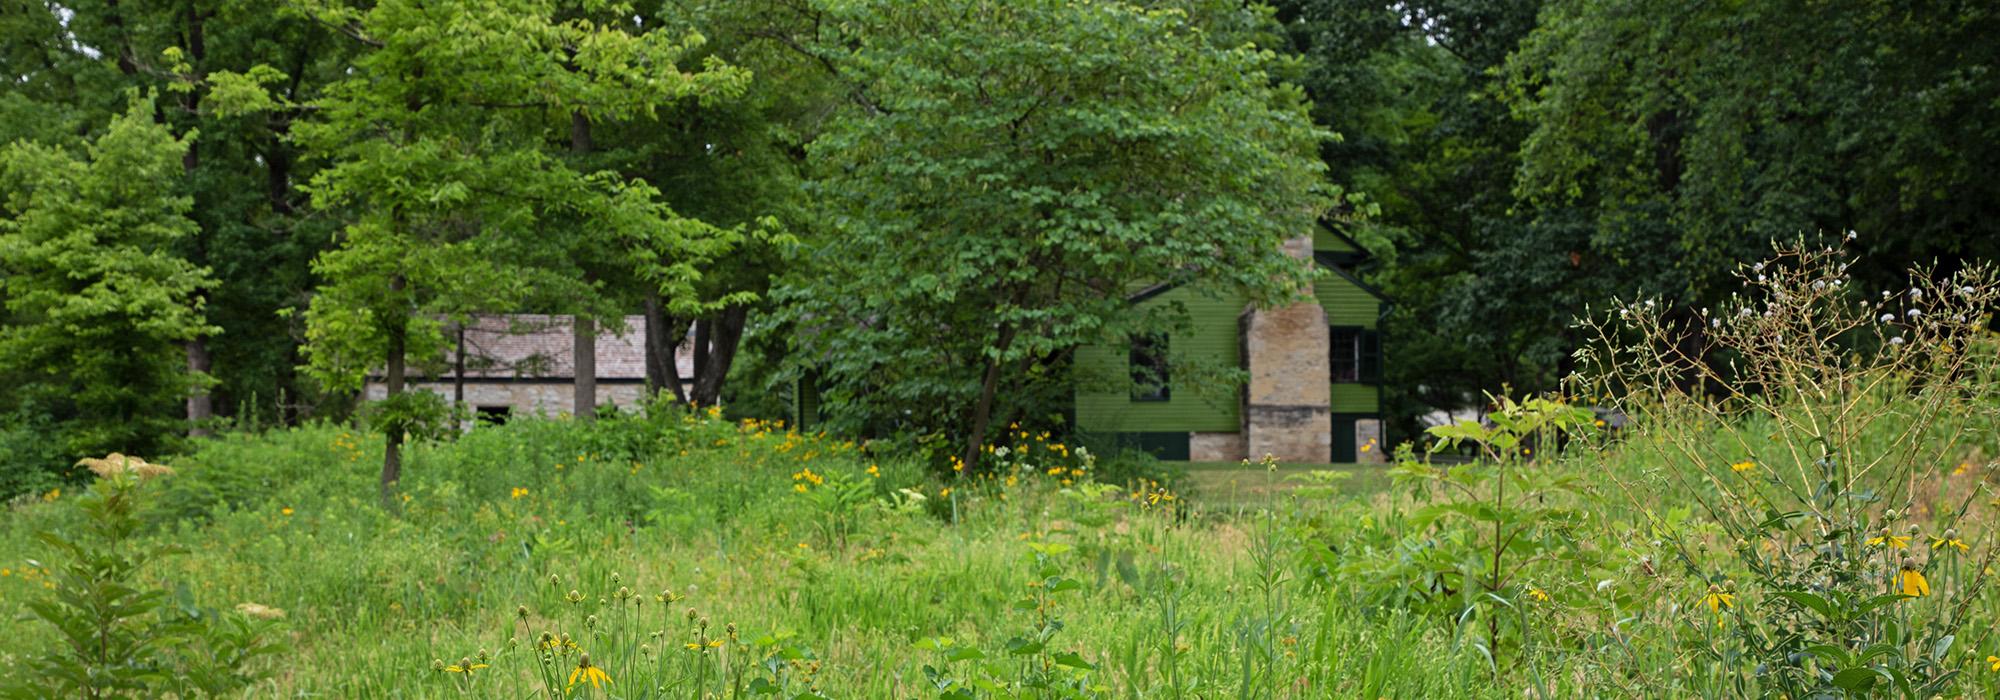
<box><xmin>4</xmin><ymin>396</ymin><xmax>1999</xmax><ymax>698</ymax></box>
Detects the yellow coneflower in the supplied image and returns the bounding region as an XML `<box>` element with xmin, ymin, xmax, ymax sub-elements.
<box><xmin>1898</xmin><ymin>563</ymin><xmax>1931</xmax><ymax>597</ymax></box>
<box><xmin>568</xmin><ymin>653</ymin><xmax>611</xmax><ymax>689</ymax></box>
<box><xmin>1866</xmin><ymin>528</ymin><xmax>1912</xmax><ymax>549</ymax></box>
<box><xmin>445</xmin><ymin>657</ymin><xmax>489</xmax><ymax>674</ymax></box>
<box><xmin>1987</xmin><ymin>655</ymin><xmax>2000</xmax><ymax>672</ymax></box>
<box><xmin>1931</xmin><ymin>529</ymin><xmax>1970</xmax><ymax>552</ymax></box>
<box><xmin>1700</xmin><ymin>585</ymin><xmax>1735</xmax><ymax>614</ymax></box>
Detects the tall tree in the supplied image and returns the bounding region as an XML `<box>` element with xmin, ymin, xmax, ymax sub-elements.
<box><xmin>789</xmin><ymin>0</ymin><xmax>1330</xmax><ymax>466</ymax></box>
<box><xmin>0</xmin><ymin>97</ymin><xmax>216</xmax><ymax>487</ymax></box>
<box><xmin>289</xmin><ymin>0</ymin><xmax>749</xmax><ymax>503</ymax></box>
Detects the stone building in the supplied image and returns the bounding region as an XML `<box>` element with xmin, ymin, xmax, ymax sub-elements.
<box><xmin>1073</xmin><ymin>227</ymin><xmax>1389</xmax><ymax>463</ymax></box>
<box><xmin>363</xmin><ymin>314</ymin><xmax>693</xmax><ymax>422</ymax></box>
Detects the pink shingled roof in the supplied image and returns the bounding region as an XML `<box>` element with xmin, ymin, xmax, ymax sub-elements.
<box><xmin>451</xmin><ymin>314</ymin><xmax>693</xmax><ymax>380</ymax></box>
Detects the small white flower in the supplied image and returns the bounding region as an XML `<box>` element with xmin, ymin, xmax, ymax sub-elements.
<box><xmin>1812</xmin><ymin>280</ymin><xmax>1826</xmax><ymax>291</ymax></box>
<box><xmin>1596</xmin><ymin>579</ymin><xmax>1615</xmax><ymax>592</ymax></box>
<box><xmin>1757</xmin><ymin>274</ymin><xmax>1767</xmax><ymax>282</ymax></box>
<box><xmin>1909</xmin><ymin>288</ymin><xmax>1923</xmax><ymax>299</ymax></box>
<box><xmin>1710</xmin><ymin>319</ymin><xmax>1721</xmax><ymax>328</ymax></box>
<box><xmin>1846</xmin><ymin>230</ymin><xmax>1858</xmax><ymax>240</ymax></box>
<box><xmin>1752</xmin><ymin>262</ymin><xmax>1766</xmax><ymax>272</ymax></box>
<box><xmin>1890</xmin><ymin>336</ymin><xmax>1905</xmax><ymax>346</ymax></box>
<box><xmin>1907</xmin><ymin>309</ymin><xmax>1921</xmax><ymax>318</ymax></box>
<box><xmin>1882</xmin><ymin>290</ymin><xmax>1893</xmax><ymax>299</ymax></box>
<box><xmin>1961</xmin><ymin>286</ymin><xmax>1977</xmax><ymax>297</ymax></box>
<box><xmin>1879</xmin><ymin>313</ymin><xmax>1895</xmax><ymax>323</ymax></box>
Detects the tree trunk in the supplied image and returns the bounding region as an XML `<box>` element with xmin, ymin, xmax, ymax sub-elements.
<box><xmin>573</xmin><ymin>314</ymin><xmax>597</xmax><ymax>421</ymax></box>
<box><xmin>380</xmin><ymin>295</ymin><xmax>408</xmax><ymax>508</ymax></box>
<box><xmin>453</xmin><ymin>323</ymin><xmax>466</xmax><ymax>406</ymax></box>
<box><xmin>644</xmin><ymin>291</ymin><xmax>689</xmax><ymax>403</ymax></box>
<box><xmin>692</xmin><ymin>317</ymin><xmax>712</xmax><ymax>400</ymax></box>
<box><xmin>691</xmin><ymin>305</ymin><xmax>748</xmax><ymax>406</ymax></box>
<box><xmin>959</xmin><ymin>323</ymin><xmax>1019</xmax><ymax>472</ymax></box>
<box><xmin>185</xmin><ymin>340</ymin><xmax>213</xmax><ymax>437</ymax></box>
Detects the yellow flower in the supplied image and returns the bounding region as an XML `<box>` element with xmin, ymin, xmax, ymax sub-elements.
<box><xmin>1593</xmin><ymin>419</ymin><xmax>1606</xmax><ymax>427</ymax></box>
<box><xmin>867</xmin><ymin>464</ymin><xmax>880</xmax><ymax>478</ymax></box>
<box><xmin>1528</xmin><ymin>588</ymin><xmax>1549</xmax><ymax>602</ymax></box>
<box><xmin>1954</xmin><ymin>462</ymin><xmax>1971</xmax><ymax>476</ymax></box>
<box><xmin>1987</xmin><ymin>655</ymin><xmax>2000</xmax><ymax>672</ymax></box>
<box><xmin>445</xmin><ymin>657</ymin><xmax>489</xmax><ymax>674</ymax></box>
<box><xmin>1866</xmin><ymin>529</ymin><xmax>1912</xmax><ymax>549</ymax></box>
<box><xmin>568</xmin><ymin>653</ymin><xmax>611</xmax><ymax>689</ymax></box>
<box><xmin>1730</xmin><ymin>461</ymin><xmax>1755</xmax><ymax>473</ymax></box>
<box><xmin>42</xmin><ymin>488</ymin><xmax>58</xmax><ymax>502</ymax></box>
<box><xmin>1700</xmin><ymin>586</ymin><xmax>1735</xmax><ymax>614</ymax></box>
<box><xmin>793</xmin><ymin>484</ymin><xmax>808</xmax><ymax>493</ymax></box>
<box><xmin>939</xmin><ymin>487</ymin><xmax>952</xmax><ymax>498</ymax></box>
<box><xmin>1931</xmin><ymin>534</ymin><xmax>1969</xmax><ymax>552</ymax></box>
<box><xmin>511</xmin><ymin>487</ymin><xmax>529</xmax><ymax>499</ymax></box>
<box><xmin>281</xmin><ymin>507</ymin><xmax>294</xmax><ymax>516</ymax></box>
<box><xmin>1898</xmin><ymin>566</ymin><xmax>1931</xmax><ymax>597</ymax></box>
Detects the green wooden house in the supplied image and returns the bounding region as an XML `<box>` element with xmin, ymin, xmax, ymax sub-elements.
<box><xmin>1074</xmin><ymin>229</ymin><xmax>1388</xmax><ymax>464</ymax></box>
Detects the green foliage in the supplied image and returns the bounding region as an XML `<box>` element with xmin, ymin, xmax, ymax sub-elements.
<box><xmin>4</xmin><ymin>464</ymin><xmax>286</xmax><ymax>699</ymax></box>
<box><xmin>0</xmin><ymin>97</ymin><xmax>216</xmax><ymax>485</ymax></box>
<box><xmin>786</xmin><ymin>0</ymin><xmax>1332</xmax><ymax>451</ymax></box>
<box><xmin>1580</xmin><ymin>241</ymin><xmax>2000</xmax><ymax>696</ymax></box>
<box><xmin>1386</xmin><ymin>394</ymin><xmax>1597</xmax><ymax>665</ymax></box>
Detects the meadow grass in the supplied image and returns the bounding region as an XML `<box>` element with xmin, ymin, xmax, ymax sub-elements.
<box><xmin>0</xmin><ymin>411</ymin><xmax>1506</xmax><ymax>698</ymax></box>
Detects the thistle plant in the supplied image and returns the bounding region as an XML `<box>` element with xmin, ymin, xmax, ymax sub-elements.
<box><xmin>1579</xmin><ymin>237</ymin><xmax>2000</xmax><ymax>696</ymax></box>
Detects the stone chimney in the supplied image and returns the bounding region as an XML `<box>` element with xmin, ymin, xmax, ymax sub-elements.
<box><xmin>1240</xmin><ymin>234</ymin><xmax>1331</xmax><ymax>463</ymax></box>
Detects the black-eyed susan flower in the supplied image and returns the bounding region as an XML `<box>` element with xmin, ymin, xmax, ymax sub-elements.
<box><xmin>568</xmin><ymin>653</ymin><xmax>611</xmax><ymax>689</ymax></box>
<box><xmin>1528</xmin><ymin>588</ymin><xmax>1550</xmax><ymax>602</ymax></box>
<box><xmin>1898</xmin><ymin>562</ymin><xmax>1931</xmax><ymax>597</ymax></box>
<box><xmin>1700</xmin><ymin>585</ymin><xmax>1735</xmax><ymax>614</ymax></box>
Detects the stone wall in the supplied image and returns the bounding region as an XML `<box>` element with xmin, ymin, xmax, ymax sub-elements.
<box><xmin>1354</xmin><ymin>418</ymin><xmax>1385</xmax><ymax>463</ymax></box>
<box><xmin>1241</xmin><ymin>234</ymin><xmax>1332</xmax><ymax>463</ymax></box>
<box><xmin>363</xmin><ymin>381</ymin><xmax>651</xmax><ymax>420</ymax></box>
<box><xmin>1189</xmin><ymin>432</ymin><xmax>1246</xmax><ymax>462</ymax></box>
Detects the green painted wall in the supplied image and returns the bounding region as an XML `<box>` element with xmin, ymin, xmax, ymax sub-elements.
<box><xmin>1313</xmin><ymin>228</ymin><xmax>1358</xmax><ymax>252</ymax></box>
<box><xmin>1075</xmin><ymin>285</ymin><xmax>1246</xmax><ymax>433</ymax></box>
<box><xmin>1313</xmin><ymin>274</ymin><xmax>1378</xmax><ymax>330</ymax></box>
<box><xmin>1331</xmin><ymin>384</ymin><xmax>1379</xmax><ymax>413</ymax></box>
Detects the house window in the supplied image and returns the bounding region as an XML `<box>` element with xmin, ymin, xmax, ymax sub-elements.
<box><xmin>475</xmin><ymin>405</ymin><xmax>512</xmax><ymax>425</ymax></box>
<box><xmin>1129</xmin><ymin>332</ymin><xmax>1170</xmax><ymax>402</ymax></box>
<box><xmin>1330</xmin><ymin>327</ymin><xmax>1381</xmax><ymax>383</ymax></box>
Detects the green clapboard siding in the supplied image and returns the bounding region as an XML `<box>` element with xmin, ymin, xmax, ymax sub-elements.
<box><xmin>1312</xmin><ymin>228</ymin><xmax>1357</xmax><ymax>253</ymax></box>
<box><xmin>1331</xmin><ymin>384</ymin><xmax>1379</xmax><ymax>414</ymax></box>
<box><xmin>1313</xmin><ymin>274</ymin><xmax>1378</xmax><ymax>330</ymax></box>
<box><xmin>1076</xmin><ymin>286</ymin><xmax>1245</xmax><ymax>433</ymax></box>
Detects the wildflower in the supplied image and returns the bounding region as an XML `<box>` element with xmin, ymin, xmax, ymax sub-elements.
<box><xmin>1931</xmin><ymin>529</ymin><xmax>1970</xmax><ymax>552</ymax></box>
<box><xmin>940</xmin><ymin>487</ymin><xmax>952</xmax><ymax>498</ymax></box>
<box><xmin>1867</xmin><ymin>528</ymin><xmax>1912</xmax><ymax>549</ymax></box>
<box><xmin>41</xmin><ymin>488</ymin><xmax>58</xmax><ymax>502</ymax></box>
<box><xmin>1988</xmin><ymin>655</ymin><xmax>2000</xmax><ymax>672</ymax></box>
<box><xmin>1897</xmin><ymin>562</ymin><xmax>1931</xmax><ymax>597</ymax></box>
<box><xmin>511</xmin><ymin>487</ymin><xmax>529</xmax><ymax>499</ymax></box>
<box><xmin>281</xmin><ymin>507</ymin><xmax>295</xmax><ymax>516</ymax></box>
<box><xmin>1700</xmin><ymin>585</ymin><xmax>1735</xmax><ymax>614</ymax></box>
<box><xmin>235</xmin><ymin>602</ymin><xmax>286</xmax><ymax>619</ymax></box>
<box><xmin>867</xmin><ymin>464</ymin><xmax>880</xmax><ymax>478</ymax></box>
<box><xmin>1729</xmin><ymin>461</ymin><xmax>1755</xmax><ymax>473</ymax></box>
<box><xmin>445</xmin><ymin>657</ymin><xmax>489</xmax><ymax>674</ymax></box>
<box><xmin>1528</xmin><ymin>588</ymin><xmax>1550</xmax><ymax>602</ymax></box>
<box><xmin>1954</xmin><ymin>462</ymin><xmax>1971</xmax><ymax>476</ymax></box>
<box><xmin>568</xmin><ymin>653</ymin><xmax>612</xmax><ymax>689</ymax></box>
